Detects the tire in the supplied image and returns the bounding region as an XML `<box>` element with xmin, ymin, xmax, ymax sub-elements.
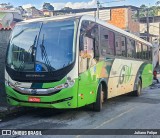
<box><xmin>133</xmin><ymin>80</ymin><xmax>142</xmax><ymax>96</ymax></box>
<box><xmin>93</xmin><ymin>84</ymin><xmax>104</xmax><ymax>112</ymax></box>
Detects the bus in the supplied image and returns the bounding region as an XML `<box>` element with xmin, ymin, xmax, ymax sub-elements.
<box><xmin>5</xmin><ymin>15</ymin><xmax>153</xmax><ymax>111</ymax></box>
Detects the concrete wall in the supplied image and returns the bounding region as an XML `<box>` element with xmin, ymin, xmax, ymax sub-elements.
<box><xmin>140</xmin><ymin>22</ymin><xmax>160</xmax><ymax>42</ymax></box>
<box><xmin>140</xmin><ymin>22</ymin><xmax>160</xmax><ymax>35</ymax></box>
<box><xmin>0</xmin><ymin>30</ymin><xmax>11</xmax><ymax>106</ymax></box>
<box><xmin>127</xmin><ymin>7</ymin><xmax>140</xmax><ymax>35</ymax></box>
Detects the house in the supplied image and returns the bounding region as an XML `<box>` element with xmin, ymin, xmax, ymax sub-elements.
<box><xmin>25</xmin><ymin>6</ymin><xmax>43</xmax><ymax>18</ymax></box>
<box><xmin>140</xmin><ymin>16</ymin><xmax>160</xmax><ymax>42</ymax></box>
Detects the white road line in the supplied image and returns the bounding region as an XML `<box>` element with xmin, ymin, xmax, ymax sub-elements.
<box><xmin>94</xmin><ymin>107</ymin><xmax>135</xmax><ymax>129</ymax></box>
<box><xmin>76</xmin><ymin>107</ymin><xmax>135</xmax><ymax>138</ymax></box>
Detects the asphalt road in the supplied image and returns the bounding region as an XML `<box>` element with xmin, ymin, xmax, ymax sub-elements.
<box><xmin>1</xmin><ymin>84</ymin><xmax>160</xmax><ymax>138</ymax></box>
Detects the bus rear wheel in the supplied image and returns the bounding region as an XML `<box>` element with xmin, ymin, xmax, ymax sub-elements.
<box><xmin>93</xmin><ymin>84</ymin><xmax>104</xmax><ymax>112</ymax></box>
<box><xmin>133</xmin><ymin>80</ymin><xmax>142</xmax><ymax>96</ymax></box>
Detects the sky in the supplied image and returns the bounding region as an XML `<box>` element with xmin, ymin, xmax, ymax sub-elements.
<box><xmin>0</xmin><ymin>0</ymin><xmax>158</xmax><ymax>10</ymax></box>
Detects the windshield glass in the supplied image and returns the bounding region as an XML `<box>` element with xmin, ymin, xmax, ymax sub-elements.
<box><xmin>36</xmin><ymin>20</ymin><xmax>75</xmax><ymax>72</ymax></box>
<box><xmin>7</xmin><ymin>22</ymin><xmax>42</xmax><ymax>72</ymax></box>
<box><xmin>7</xmin><ymin>20</ymin><xmax>75</xmax><ymax>72</ymax></box>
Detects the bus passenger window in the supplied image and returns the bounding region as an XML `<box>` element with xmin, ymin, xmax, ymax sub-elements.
<box><xmin>142</xmin><ymin>44</ymin><xmax>148</xmax><ymax>60</ymax></box>
<box><xmin>148</xmin><ymin>47</ymin><xmax>152</xmax><ymax>60</ymax></box>
<box><xmin>115</xmin><ymin>33</ymin><xmax>126</xmax><ymax>57</ymax></box>
<box><xmin>127</xmin><ymin>38</ymin><xmax>135</xmax><ymax>58</ymax></box>
<box><xmin>136</xmin><ymin>42</ymin><xmax>142</xmax><ymax>59</ymax></box>
<box><xmin>100</xmin><ymin>26</ymin><xmax>115</xmax><ymax>57</ymax></box>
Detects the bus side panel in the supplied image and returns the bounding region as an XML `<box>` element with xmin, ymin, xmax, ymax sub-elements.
<box><xmin>78</xmin><ymin>62</ymin><xmax>102</xmax><ymax>107</ymax></box>
<box><xmin>107</xmin><ymin>58</ymin><xmax>144</xmax><ymax>98</ymax></box>
<box><xmin>78</xmin><ymin>60</ymin><xmax>114</xmax><ymax>107</ymax></box>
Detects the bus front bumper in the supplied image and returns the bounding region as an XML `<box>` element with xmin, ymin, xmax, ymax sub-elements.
<box><xmin>5</xmin><ymin>86</ymin><xmax>77</xmax><ymax>109</ymax></box>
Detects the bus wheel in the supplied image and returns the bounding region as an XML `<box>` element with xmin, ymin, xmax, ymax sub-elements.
<box><xmin>133</xmin><ymin>80</ymin><xmax>142</xmax><ymax>96</ymax></box>
<box><xmin>93</xmin><ymin>84</ymin><xmax>104</xmax><ymax>112</ymax></box>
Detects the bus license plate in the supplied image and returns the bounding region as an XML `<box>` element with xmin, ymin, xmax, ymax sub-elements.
<box><xmin>28</xmin><ymin>97</ymin><xmax>40</xmax><ymax>102</ymax></box>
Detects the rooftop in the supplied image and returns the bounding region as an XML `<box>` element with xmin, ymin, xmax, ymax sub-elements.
<box><xmin>54</xmin><ymin>5</ymin><xmax>139</xmax><ymax>14</ymax></box>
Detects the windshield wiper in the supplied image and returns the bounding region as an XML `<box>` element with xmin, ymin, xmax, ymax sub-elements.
<box><xmin>18</xmin><ymin>35</ymin><xmax>37</xmax><ymax>71</ymax></box>
<box><xmin>40</xmin><ymin>34</ymin><xmax>54</xmax><ymax>72</ymax></box>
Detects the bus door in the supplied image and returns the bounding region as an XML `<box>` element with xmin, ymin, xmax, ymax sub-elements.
<box><xmin>78</xmin><ymin>20</ymin><xmax>99</xmax><ymax>107</ymax></box>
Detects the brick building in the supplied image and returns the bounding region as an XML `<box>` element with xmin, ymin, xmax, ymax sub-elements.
<box><xmin>108</xmin><ymin>6</ymin><xmax>139</xmax><ymax>35</ymax></box>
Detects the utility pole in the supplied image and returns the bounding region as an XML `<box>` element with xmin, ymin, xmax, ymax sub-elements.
<box><xmin>146</xmin><ymin>8</ymin><xmax>150</xmax><ymax>42</ymax></box>
<box><xmin>97</xmin><ymin>0</ymin><xmax>100</xmax><ymax>18</ymax></box>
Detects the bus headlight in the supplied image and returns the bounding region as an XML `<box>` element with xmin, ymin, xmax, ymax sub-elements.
<box><xmin>54</xmin><ymin>79</ymin><xmax>75</xmax><ymax>91</ymax></box>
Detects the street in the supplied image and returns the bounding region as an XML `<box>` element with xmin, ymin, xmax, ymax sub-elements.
<box><xmin>0</xmin><ymin>84</ymin><xmax>160</xmax><ymax>137</ymax></box>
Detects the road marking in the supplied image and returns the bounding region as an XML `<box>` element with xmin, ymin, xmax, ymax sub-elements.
<box><xmin>76</xmin><ymin>107</ymin><xmax>135</xmax><ymax>138</ymax></box>
<box><xmin>94</xmin><ymin>107</ymin><xmax>135</xmax><ymax>129</ymax></box>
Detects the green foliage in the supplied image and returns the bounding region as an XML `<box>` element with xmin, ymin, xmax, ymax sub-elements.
<box><xmin>139</xmin><ymin>3</ymin><xmax>160</xmax><ymax>17</ymax></box>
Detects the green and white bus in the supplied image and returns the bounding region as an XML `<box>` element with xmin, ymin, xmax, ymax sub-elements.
<box><xmin>5</xmin><ymin>15</ymin><xmax>153</xmax><ymax>111</ymax></box>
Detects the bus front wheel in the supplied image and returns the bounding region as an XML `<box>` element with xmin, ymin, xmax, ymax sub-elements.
<box><xmin>93</xmin><ymin>84</ymin><xmax>104</xmax><ymax>112</ymax></box>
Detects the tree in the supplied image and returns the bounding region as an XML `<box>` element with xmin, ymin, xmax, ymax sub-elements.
<box><xmin>139</xmin><ymin>4</ymin><xmax>160</xmax><ymax>17</ymax></box>
<box><xmin>43</xmin><ymin>3</ymin><xmax>54</xmax><ymax>11</ymax></box>
<box><xmin>139</xmin><ymin>4</ymin><xmax>148</xmax><ymax>17</ymax></box>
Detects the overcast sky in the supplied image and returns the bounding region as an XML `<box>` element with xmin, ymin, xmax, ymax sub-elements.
<box><xmin>0</xmin><ymin>0</ymin><xmax>158</xmax><ymax>10</ymax></box>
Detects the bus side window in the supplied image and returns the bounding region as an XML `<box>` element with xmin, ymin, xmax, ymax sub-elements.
<box><xmin>148</xmin><ymin>47</ymin><xmax>152</xmax><ymax>60</ymax></box>
<box><xmin>142</xmin><ymin>44</ymin><xmax>148</xmax><ymax>60</ymax></box>
<box><xmin>127</xmin><ymin>38</ymin><xmax>135</xmax><ymax>58</ymax></box>
<box><xmin>100</xmin><ymin>26</ymin><xmax>115</xmax><ymax>57</ymax></box>
<box><xmin>115</xmin><ymin>33</ymin><xmax>126</xmax><ymax>57</ymax></box>
<box><xmin>136</xmin><ymin>42</ymin><xmax>142</xmax><ymax>59</ymax></box>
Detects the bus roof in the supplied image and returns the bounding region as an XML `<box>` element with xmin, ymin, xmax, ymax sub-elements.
<box><xmin>20</xmin><ymin>14</ymin><xmax>152</xmax><ymax>47</ymax></box>
<box><xmin>21</xmin><ymin>14</ymin><xmax>81</xmax><ymax>23</ymax></box>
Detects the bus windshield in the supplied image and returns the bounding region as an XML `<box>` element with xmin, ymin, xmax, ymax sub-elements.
<box><xmin>7</xmin><ymin>20</ymin><xmax>75</xmax><ymax>72</ymax></box>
